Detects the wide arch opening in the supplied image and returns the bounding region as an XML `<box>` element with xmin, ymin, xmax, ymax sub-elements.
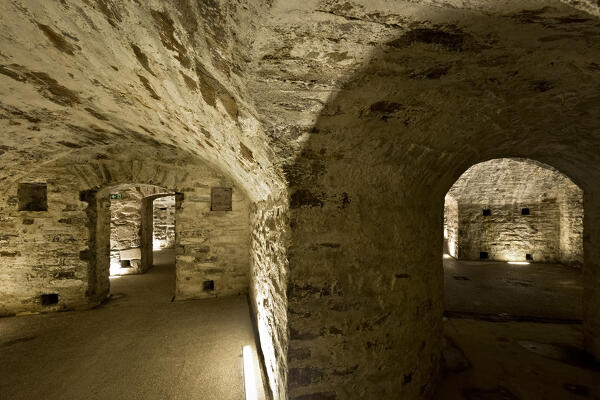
<box><xmin>439</xmin><ymin>158</ymin><xmax>591</xmax><ymax>398</ymax></box>
<box><xmin>445</xmin><ymin>158</ymin><xmax>583</xmax><ymax>267</ymax></box>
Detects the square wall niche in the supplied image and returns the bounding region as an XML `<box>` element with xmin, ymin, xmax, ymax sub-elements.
<box><xmin>41</xmin><ymin>293</ymin><xmax>58</xmax><ymax>306</ymax></box>
<box><xmin>211</xmin><ymin>187</ymin><xmax>232</xmax><ymax>211</ymax></box>
<box><xmin>18</xmin><ymin>183</ymin><xmax>48</xmax><ymax>211</ymax></box>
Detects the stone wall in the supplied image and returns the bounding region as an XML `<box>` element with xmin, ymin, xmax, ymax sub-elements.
<box><xmin>0</xmin><ymin>148</ymin><xmax>251</xmax><ymax>315</ymax></box>
<box><xmin>0</xmin><ymin>176</ymin><xmax>91</xmax><ymax>316</ymax></box>
<box><xmin>2</xmin><ymin>0</ymin><xmax>600</xmax><ymax>398</ymax></box>
<box><xmin>250</xmin><ymin>197</ymin><xmax>290</xmax><ymax>400</ymax></box>
<box><xmin>446</xmin><ymin>159</ymin><xmax>583</xmax><ymax>266</ymax></box>
<box><xmin>176</xmin><ymin>183</ymin><xmax>251</xmax><ymax>300</ymax></box>
<box><xmin>444</xmin><ymin>195</ymin><xmax>459</xmax><ymax>258</ymax></box>
<box><xmin>559</xmin><ymin>189</ymin><xmax>584</xmax><ymax>267</ymax></box>
<box><xmin>153</xmin><ymin>195</ymin><xmax>176</xmax><ymax>250</ymax></box>
<box><xmin>457</xmin><ymin>200</ymin><xmax>561</xmax><ymax>262</ymax></box>
<box><xmin>248</xmin><ymin>2</ymin><xmax>600</xmax><ymax>398</ymax></box>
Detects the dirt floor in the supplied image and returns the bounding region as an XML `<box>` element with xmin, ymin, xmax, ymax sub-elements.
<box><xmin>440</xmin><ymin>257</ymin><xmax>598</xmax><ymax>399</ymax></box>
<box><xmin>444</xmin><ymin>257</ymin><xmax>582</xmax><ymax>321</ymax></box>
<box><xmin>439</xmin><ymin>318</ymin><xmax>600</xmax><ymax>399</ymax></box>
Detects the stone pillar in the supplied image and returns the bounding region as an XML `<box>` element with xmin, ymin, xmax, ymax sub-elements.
<box><xmin>81</xmin><ymin>188</ymin><xmax>110</xmax><ymax>305</ymax></box>
<box><xmin>583</xmin><ymin>190</ymin><xmax>600</xmax><ymax>360</ymax></box>
<box><xmin>140</xmin><ymin>196</ymin><xmax>155</xmax><ymax>272</ymax></box>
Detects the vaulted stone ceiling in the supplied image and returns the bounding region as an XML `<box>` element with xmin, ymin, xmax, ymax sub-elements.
<box><xmin>2</xmin><ymin>1</ymin><xmax>600</xmax><ymax>399</ymax></box>
<box><xmin>1</xmin><ymin>0</ymin><xmax>599</xmax><ymax>202</ymax></box>
<box><xmin>0</xmin><ymin>0</ymin><xmax>278</xmax><ymax>201</ymax></box>
<box><xmin>249</xmin><ymin>0</ymin><xmax>600</xmax><ymax>193</ymax></box>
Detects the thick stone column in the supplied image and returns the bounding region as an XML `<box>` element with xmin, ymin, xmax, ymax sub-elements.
<box><xmin>583</xmin><ymin>190</ymin><xmax>600</xmax><ymax>360</ymax></box>
<box><xmin>140</xmin><ymin>196</ymin><xmax>155</xmax><ymax>273</ymax></box>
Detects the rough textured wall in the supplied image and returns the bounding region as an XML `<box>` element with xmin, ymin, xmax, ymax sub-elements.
<box><xmin>559</xmin><ymin>189</ymin><xmax>584</xmax><ymax>267</ymax></box>
<box><xmin>153</xmin><ymin>195</ymin><xmax>176</xmax><ymax>250</ymax></box>
<box><xmin>457</xmin><ymin>200</ymin><xmax>561</xmax><ymax>262</ymax></box>
<box><xmin>0</xmin><ymin>146</ymin><xmax>251</xmax><ymax>315</ymax></box>
<box><xmin>447</xmin><ymin>158</ymin><xmax>583</xmax><ymax>265</ymax></box>
<box><xmin>248</xmin><ymin>1</ymin><xmax>600</xmax><ymax>397</ymax></box>
<box><xmin>3</xmin><ymin>0</ymin><xmax>600</xmax><ymax>398</ymax></box>
<box><xmin>444</xmin><ymin>195</ymin><xmax>459</xmax><ymax>257</ymax></box>
<box><xmin>250</xmin><ymin>197</ymin><xmax>290</xmax><ymax>400</ymax></box>
<box><xmin>176</xmin><ymin>182</ymin><xmax>250</xmax><ymax>300</ymax></box>
<box><xmin>0</xmin><ymin>176</ymin><xmax>90</xmax><ymax>316</ymax></box>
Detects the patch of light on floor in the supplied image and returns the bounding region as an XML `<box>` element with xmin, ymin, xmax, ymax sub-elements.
<box><xmin>508</xmin><ymin>261</ymin><xmax>530</xmax><ymax>265</ymax></box>
<box><xmin>443</xmin><ymin>254</ymin><xmax>452</xmax><ymax>259</ymax></box>
<box><xmin>153</xmin><ymin>239</ymin><xmax>168</xmax><ymax>250</ymax></box>
<box><xmin>243</xmin><ymin>345</ymin><xmax>259</xmax><ymax>400</ymax></box>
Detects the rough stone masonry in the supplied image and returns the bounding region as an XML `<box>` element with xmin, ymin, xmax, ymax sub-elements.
<box><xmin>1</xmin><ymin>1</ymin><xmax>600</xmax><ymax>399</ymax></box>
<box><xmin>445</xmin><ymin>158</ymin><xmax>583</xmax><ymax>267</ymax></box>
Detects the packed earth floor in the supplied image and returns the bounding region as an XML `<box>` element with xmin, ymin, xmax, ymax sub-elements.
<box><xmin>440</xmin><ymin>257</ymin><xmax>599</xmax><ymax>399</ymax></box>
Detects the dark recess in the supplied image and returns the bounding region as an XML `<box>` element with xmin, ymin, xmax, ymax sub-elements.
<box><xmin>18</xmin><ymin>183</ymin><xmax>47</xmax><ymax>211</ymax></box>
<box><xmin>41</xmin><ymin>293</ymin><xmax>58</xmax><ymax>306</ymax></box>
<box><xmin>203</xmin><ymin>280</ymin><xmax>215</xmax><ymax>291</ymax></box>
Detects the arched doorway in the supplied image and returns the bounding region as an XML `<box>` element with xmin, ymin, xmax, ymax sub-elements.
<box><xmin>438</xmin><ymin>158</ymin><xmax>593</xmax><ymax>398</ymax></box>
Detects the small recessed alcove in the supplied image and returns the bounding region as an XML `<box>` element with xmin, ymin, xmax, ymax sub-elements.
<box><xmin>18</xmin><ymin>183</ymin><xmax>48</xmax><ymax>212</ymax></box>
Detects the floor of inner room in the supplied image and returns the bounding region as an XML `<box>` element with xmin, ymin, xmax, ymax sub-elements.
<box><xmin>444</xmin><ymin>257</ymin><xmax>583</xmax><ymax>321</ymax></box>
<box><xmin>440</xmin><ymin>257</ymin><xmax>599</xmax><ymax>399</ymax></box>
<box><xmin>0</xmin><ymin>249</ymin><xmax>265</xmax><ymax>400</ymax></box>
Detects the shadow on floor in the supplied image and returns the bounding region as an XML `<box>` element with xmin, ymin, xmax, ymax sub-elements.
<box><xmin>440</xmin><ymin>257</ymin><xmax>596</xmax><ymax>399</ymax></box>
<box><xmin>444</xmin><ymin>257</ymin><xmax>582</xmax><ymax>321</ymax></box>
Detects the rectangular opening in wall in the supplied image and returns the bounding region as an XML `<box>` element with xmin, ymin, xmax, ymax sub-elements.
<box><xmin>41</xmin><ymin>293</ymin><xmax>58</xmax><ymax>306</ymax></box>
<box><xmin>203</xmin><ymin>280</ymin><xmax>215</xmax><ymax>292</ymax></box>
<box><xmin>120</xmin><ymin>259</ymin><xmax>132</xmax><ymax>268</ymax></box>
<box><xmin>480</xmin><ymin>251</ymin><xmax>489</xmax><ymax>259</ymax></box>
<box><xmin>526</xmin><ymin>253</ymin><xmax>533</xmax><ymax>261</ymax></box>
<box><xmin>18</xmin><ymin>183</ymin><xmax>48</xmax><ymax>211</ymax></box>
<box><xmin>522</xmin><ymin>207</ymin><xmax>530</xmax><ymax>215</ymax></box>
<box><xmin>482</xmin><ymin>209</ymin><xmax>491</xmax><ymax>216</ymax></box>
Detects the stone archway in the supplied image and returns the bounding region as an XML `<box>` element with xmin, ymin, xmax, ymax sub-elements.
<box><xmin>280</xmin><ymin>5</ymin><xmax>600</xmax><ymax>399</ymax></box>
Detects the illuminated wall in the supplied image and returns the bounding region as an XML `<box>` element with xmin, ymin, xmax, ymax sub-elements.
<box><xmin>444</xmin><ymin>194</ymin><xmax>459</xmax><ymax>258</ymax></box>
<box><xmin>445</xmin><ymin>158</ymin><xmax>583</xmax><ymax>266</ymax></box>
<box><xmin>0</xmin><ymin>147</ymin><xmax>252</xmax><ymax>315</ymax></box>
<box><xmin>152</xmin><ymin>195</ymin><xmax>176</xmax><ymax>250</ymax></box>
